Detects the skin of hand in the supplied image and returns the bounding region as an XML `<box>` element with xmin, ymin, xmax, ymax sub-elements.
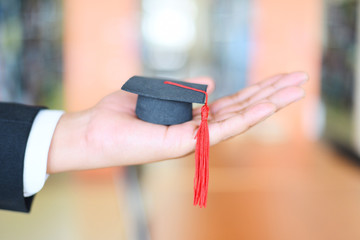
<box><xmin>47</xmin><ymin>72</ymin><xmax>308</xmax><ymax>173</ymax></box>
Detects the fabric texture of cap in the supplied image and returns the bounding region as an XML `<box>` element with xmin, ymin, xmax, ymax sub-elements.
<box><xmin>121</xmin><ymin>76</ymin><xmax>208</xmax><ymax>125</ymax></box>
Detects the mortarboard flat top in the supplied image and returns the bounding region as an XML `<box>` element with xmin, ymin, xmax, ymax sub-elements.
<box><xmin>121</xmin><ymin>76</ymin><xmax>208</xmax><ymax>125</ymax></box>
<box><xmin>122</xmin><ymin>76</ymin><xmax>207</xmax><ymax>104</ymax></box>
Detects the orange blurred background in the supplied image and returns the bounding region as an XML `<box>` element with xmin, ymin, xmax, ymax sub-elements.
<box><xmin>2</xmin><ymin>0</ymin><xmax>360</xmax><ymax>240</ymax></box>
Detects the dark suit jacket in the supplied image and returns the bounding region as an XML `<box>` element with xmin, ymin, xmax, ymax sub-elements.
<box><xmin>0</xmin><ymin>103</ymin><xmax>45</xmax><ymax>212</ymax></box>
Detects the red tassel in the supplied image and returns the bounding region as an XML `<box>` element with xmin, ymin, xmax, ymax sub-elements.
<box><xmin>164</xmin><ymin>81</ymin><xmax>209</xmax><ymax>208</ymax></box>
<box><xmin>193</xmin><ymin>104</ymin><xmax>209</xmax><ymax>208</ymax></box>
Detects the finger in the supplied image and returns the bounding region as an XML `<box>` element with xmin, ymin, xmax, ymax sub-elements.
<box><xmin>257</xmin><ymin>73</ymin><xmax>286</xmax><ymax>88</ymax></box>
<box><xmin>267</xmin><ymin>86</ymin><xmax>305</xmax><ymax>109</ymax></box>
<box><xmin>99</xmin><ymin>90</ymin><xmax>138</xmax><ymax>112</ymax></box>
<box><xmin>209</xmin><ymin>86</ymin><xmax>305</xmax><ymax>144</ymax></box>
<box><xmin>209</xmin><ymin>73</ymin><xmax>284</xmax><ymax>113</ymax></box>
<box><xmin>192</xmin><ymin>73</ymin><xmax>284</xmax><ymax>117</ymax></box>
<box><xmin>209</xmin><ymin>102</ymin><xmax>276</xmax><ymax>145</ymax></box>
<box><xmin>210</xmin><ymin>71</ymin><xmax>307</xmax><ymax>114</ymax></box>
<box><xmin>214</xmin><ymin>86</ymin><xmax>305</xmax><ymax>117</ymax></box>
<box><xmin>215</xmin><ymin>72</ymin><xmax>307</xmax><ymax>116</ymax></box>
<box><xmin>184</xmin><ymin>76</ymin><xmax>216</xmax><ymax>95</ymax></box>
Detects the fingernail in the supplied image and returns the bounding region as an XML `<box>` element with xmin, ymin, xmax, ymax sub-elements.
<box><xmin>291</xmin><ymin>71</ymin><xmax>309</xmax><ymax>84</ymax></box>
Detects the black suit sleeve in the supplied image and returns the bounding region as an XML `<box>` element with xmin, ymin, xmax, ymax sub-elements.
<box><xmin>0</xmin><ymin>102</ymin><xmax>46</xmax><ymax>212</ymax></box>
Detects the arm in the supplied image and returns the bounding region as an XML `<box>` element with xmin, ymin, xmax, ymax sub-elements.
<box><xmin>47</xmin><ymin>72</ymin><xmax>307</xmax><ymax>173</ymax></box>
<box><xmin>0</xmin><ymin>72</ymin><xmax>306</xmax><ymax>212</ymax></box>
<box><xmin>0</xmin><ymin>103</ymin><xmax>45</xmax><ymax>212</ymax></box>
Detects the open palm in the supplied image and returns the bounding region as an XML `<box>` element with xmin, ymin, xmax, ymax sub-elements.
<box><xmin>48</xmin><ymin>72</ymin><xmax>307</xmax><ymax>173</ymax></box>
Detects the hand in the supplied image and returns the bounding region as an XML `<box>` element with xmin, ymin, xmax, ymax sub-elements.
<box><xmin>47</xmin><ymin>72</ymin><xmax>307</xmax><ymax>173</ymax></box>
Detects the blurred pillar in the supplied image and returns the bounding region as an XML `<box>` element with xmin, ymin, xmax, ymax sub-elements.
<box><xmin>63</xmin><ymin>0</ymin><xmax>141</xmax><ymax>177</ymax></box>
<box><xmin>63</xmin><ymin>0</ymin><xmax>141</xmax><ymax>112</ymax></box>
<box><xmin>249</xmin><ymin>0</ymin><xmax>322</xmax><ymax>143</ymax></box>
<box><xmin>62</xmin><ymin>1</ymin><xmax>141</xmax><ymax>236</ymax></box>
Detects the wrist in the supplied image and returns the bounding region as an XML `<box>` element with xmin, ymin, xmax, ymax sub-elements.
<box><xmin>47</xmin><ymin>110</ymin><xmax>91</xmax><ymax>173</ymax></box>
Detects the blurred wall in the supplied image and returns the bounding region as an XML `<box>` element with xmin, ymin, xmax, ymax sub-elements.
<box><xmin>250</xmin><ymin>0</ymin><xmax>322</xmax><ymax>143</ymax></box>
<box><xmin>64</xmin><ymin>0</ymin><xmax>141</xmax><ymax>112</ymax></box>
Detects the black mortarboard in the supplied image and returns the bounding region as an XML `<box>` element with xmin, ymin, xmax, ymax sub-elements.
<box><xmin>122</xmin><ymin>75</ymin><xmax>210</xmax><ymax>208</ymax></box>
<box><xmin>121</xmin><ymin>76</ymin><xmax>208</xmax><ymax>125</ymax></box>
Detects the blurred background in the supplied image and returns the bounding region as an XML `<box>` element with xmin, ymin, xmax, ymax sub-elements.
<box><xmin>1</xmin><ymin>0</ymin><xmax>360</xmax><ymax>239</ymax></box>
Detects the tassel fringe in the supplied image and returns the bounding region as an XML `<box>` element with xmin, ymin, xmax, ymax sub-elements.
<box><xmin>163</xmin><ymin>81</ymin><xmax>210</xmax><ymax>208</ymax></box>
<box><xmin>193</xmin><ymin>104</ymin><xmax>209</xmax><ymax>208</ymax></box>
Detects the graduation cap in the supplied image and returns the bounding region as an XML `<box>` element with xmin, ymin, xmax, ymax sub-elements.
<box><xmin>122</xmin><ymin>76</ymin><xmax>210</xmax><ymax>208</ymax></box>
<box><xmin>121</xmin><ymin>76</ymin><xmax>208</xmax><ymax>125</ymax></box>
